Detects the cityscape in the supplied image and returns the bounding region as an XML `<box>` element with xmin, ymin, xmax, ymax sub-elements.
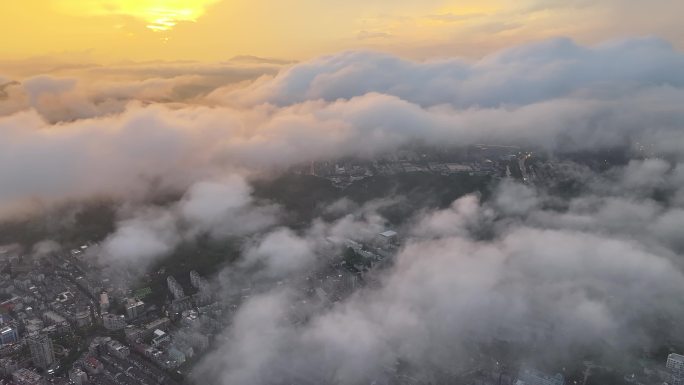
<box><xmin>1</xmin><ymin>144</ymin><xmax>683</xmax><ymax>384</ymax></box>
<box><xmin>3</xmin><ymin>0</ymin><xmax>684</xmax><ymax>384</ymax></box>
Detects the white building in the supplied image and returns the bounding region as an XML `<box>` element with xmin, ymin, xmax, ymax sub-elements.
<box><xmin>667</xmin><ymin>353</ymin><xmax>684</xmax><ymax>385</ymax></box>
<box><xmin>152</xmin><ymin>329</ymin><xmax>170</xmax><ymax>347</ymax></box>
<box><xmin>667</xmin><ymin>353</ymin><xmax>684</xmax><ymax>371</ymax></box>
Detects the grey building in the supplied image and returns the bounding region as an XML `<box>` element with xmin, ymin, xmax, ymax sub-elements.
<box><xmin>27</xmin><ymin>334</ymin><xmax>55</xmax><ymax>370</ymax></box>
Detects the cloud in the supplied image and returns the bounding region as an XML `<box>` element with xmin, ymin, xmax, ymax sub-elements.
<box><xmin>620</xmin><ymin>158</ymin><xmax>671</xmax><ymax>190</ymax></box>
<box><xmin>217</xmin><ymin>37</ymin><xmax>684</xmax><ymax>108</ymax></box>
<box><xmin>242</xmin><ymin>228</ymin><xmax>317</xmax><ymax>277</ymax></box>
<box><xmin>97</xmin><ymin>175</ymin><xmax>280</xmax><ymax>271</ymax></box>
<box><xmin>494</xmin><ymin>180</ymin><xmax>540</xmax><ymax>216</ymax></box>
<box><xmin>190</xmin><ymin>149</ymin><xmax>684</xmax><ymax>384</ymax></box>
<box><xmin>3</xmin><ymin>37</ymin><xmax>684</xmax><ymax>220</ymax></box>
<box><xmin>412</xmin><ymin>194</ymin><xmax>484</xmax><ymax>238</ymax></box>
<box><xmin>101</xmin><ymin>208</ymin><xmax>180</xmax><ymax>268</ymax></box>
<box><xmin>179</xmin><ymin>177</ymin><xmax>254</xmax><ymax>226</ymax></box>
<box><xmin>356</xmin><ymin>30</ymin><xmax>393</xmax><ymax>41</ymax></box>
<box><xmin>195</xmin><ymin>193</ymin><xmax>684</xmax><ymax>384</ymax></box>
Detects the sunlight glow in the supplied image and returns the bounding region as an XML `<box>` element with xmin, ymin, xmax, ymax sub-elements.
<box><xmin>54</xmin><ymin>0</ymin><xmax>221</xmax><ymax>31</ymax></box>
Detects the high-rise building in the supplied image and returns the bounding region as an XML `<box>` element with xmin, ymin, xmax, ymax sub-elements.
<box><xmin>99</xmin><ymin>291</ymin><xmax>110</xmax><ymax>312</ymax></box>
<box><xmin>190</xmin><ymin>270</ymin><xmax>202</xmax><ymax>288</ymax></box>
<box><xmin>167</xmin><ymin>276</ymin><xmax>185</xmax><ymax>300</ymax></box>
<box><xmin>667</xmin><ymin>353</ymin><xmax>684</xmax><ymax>385</ymax></box>
<box><xmin>27</xmin><ymin>334</ymin><xmax>55</xmax><ymax>370</ymax></box>
<box><xmin>0</xmin><ymin>325</ymin><xmax>18</xmax><ymax>345</ymax></box>
<box><xmin>125</xmin><ymin>298</ymin><xmax>145</xmax><ymax>319</ymax></box>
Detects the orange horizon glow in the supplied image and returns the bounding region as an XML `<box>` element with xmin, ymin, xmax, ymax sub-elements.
<box><xmin>53</xmin><ymin>0</ymin><xmax>222</xmax><ymax>31</ymax></box>
<box><xmin>1</xmin><ymin>0</ymin><xmax>683</xmax><ymax>64</ymax></box>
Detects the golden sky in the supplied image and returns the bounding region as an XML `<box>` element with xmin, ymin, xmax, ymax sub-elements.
<box><xmin>1</xmin><ymin>0</ymin><xmax>683</xmax><ymax>63</ymax></box>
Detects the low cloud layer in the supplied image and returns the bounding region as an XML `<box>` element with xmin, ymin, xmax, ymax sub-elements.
<box><xmin>98</xmin><ymin>175</ymin><xmax>280</xmax><ymax>271</ymax></box>
<box><xmin>194</xmin><ymin>175</ymin><xmax>684</xmax><ymax>384</ymax></box>
<box><xmin>3</xmin><ymin>37</ymin><xmax>684</xmax><ymax>218</ymax></box>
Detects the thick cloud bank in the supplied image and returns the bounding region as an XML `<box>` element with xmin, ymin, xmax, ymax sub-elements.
<box><xmin>219</xmin><ymin>37</ymin><xmax>684</xmax><ymax>108</ymax></box>
<box><xmin>193</xmin><ymin>174</ymin><xmax>684</xmax><ymax>384</ymax></box>
<box><xmin>2</xmin><ymin>37</ymin><xmax>684</xmax><ymax>217</ymax></box>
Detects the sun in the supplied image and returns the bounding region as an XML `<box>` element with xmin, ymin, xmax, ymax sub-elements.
<box><xmin>53</xmin><ymin>0</ymin><xmax>222</xmax><ymax>32</ymax></box>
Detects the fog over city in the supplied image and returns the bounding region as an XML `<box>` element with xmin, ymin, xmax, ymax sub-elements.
<box><xmin>2</xmin><ymin>35</ymin><xmax>684</xmax><ymax>385</ymax></box>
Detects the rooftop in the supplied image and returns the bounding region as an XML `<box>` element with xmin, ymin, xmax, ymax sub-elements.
<box><xmin>379</xmin><ymin>230</ymin><xmax>397</xmax><ymax>238</ymax></box>
<box><xmin>668</xmin><ymin>353</ymin><xmax>684</xmax><ymax>362</ymax></box>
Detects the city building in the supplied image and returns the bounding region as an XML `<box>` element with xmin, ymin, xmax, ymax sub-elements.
<box><xmin>376</xmin><ymin>230</ymin><xmax>398</xmax><ymax>248</ymax></box>
<box><xmin>0</xmin><ymin>358</ymin><xmax>19</xmax><ymax>376</ymax></box>
<box><xmin>43</xmin><ymin>311</ymin><xmax>69</xmax><ymax>330</ymax></box>
<box><xmin>170</xmin><ymin>296</ymin><xmax>193</xmax><ymax>313</ymax></box>
<box><xmin>83</xmin><ymin>356</ymin><xmax>104</xmax><ymax>375</ymax></box>
<box><xmin>516</xmin><ymin>368</ymin><xmax>564</xmax><ymax>385</ymax></box>
<box><xmin>99</xmin><ymin>291</ymin><xmax>109</xmax><ymax>312</ymax></box>
<box><xmin>106</xmin><ymin>339</ymin><xmax>130</xmax><ymax>359</ymax></box>
<box><xmin>143</xmin><ymin>317</ymin><xmax>170</xmax><ymax>338</ymax></box>
<box><xmin>167</xmin><ymin>276</ymin><xmax>185</xmax><ymax>300</ymax></box>
<box><xmin>124</xmin><ymin>325</ymin><xmax>144</xmax><ymax>343</ymax></box>
<box><xmin>102</xmin><ymin>313</ymin><xmax>126</xmax><ymax>331</ymax></box>
<box><xmin>125</xmin><ymin>298</ymin><xmax>145</xmax><ymax>319</ymax></box>
<box><xmin>0</xmin><ymin>325</ymin><xmax>18</xmax><ymax>345</ymax></box>
<box><xmin>190</xmin><ymin>270</ymin><xmax>202</xmax><ymax>288</ymax></box>
<box><xmin>667</xmin><ymin>353</ymin><xmax>684</xmax><ymax>385</ymax></box>
<box><xmin>667</xmin><ymin>353</ymin><xmax>684</xmax><ymax>371</ymax></box>
<box><xmin>72</xmin><ymin>309</ymin><xmax>92</xmax><ymax>328</ymax></box>
<box><xmin>68</xmin><ymin>368</ymin><xmax>88</xmax><ymax>385</ymax></box>
<box><xmin>12</xmin><ymin>368</ymin><xmax>46</xmax><ymax>385</ymax></box>
<box><xmin>168</xmin><ymin>346</ymin><xmax>187</xmax><ymax>365</ymax></box>
<box><xmin>181</xmin><ymin>310</ymin><xmax>199</xmax><ymax>327</ymax></box>
<box><xmin>27</xmin><ymin>334</ymin><xmax>55</xmax><ymax>370</ymax></box>
<box><xmin>152</xmin><ymin>329</ymin><xmax>170</xmax><ymax>347</ymax></box>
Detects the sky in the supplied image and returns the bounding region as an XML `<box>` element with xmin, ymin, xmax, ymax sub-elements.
<box><xmin>2</xmin><ymin>0</ymin><xmax>684</xmax><ymax>63</ymax></box>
